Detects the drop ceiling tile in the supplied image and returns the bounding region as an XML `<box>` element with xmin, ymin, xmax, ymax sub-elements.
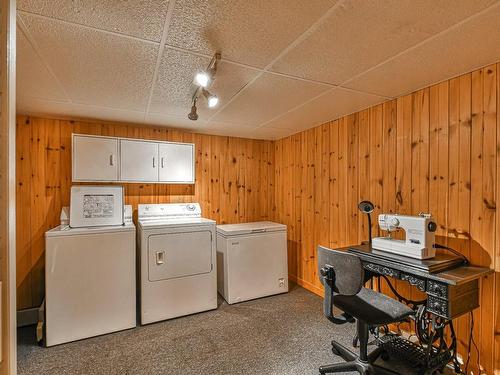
<box><xmin>17</xmin><ymin>0</ymin><xmax>170</xmax><ymax>41</ymax></box>
<box><xmin>265</xmin><ymin>87</ymin><xmax>386</xmax><ymax>131</ymax></box>
<box><xmin>345</xmin><ymin>3</ymin><xmax>500</xmax><ymax>97</ymax></box>
<box><xmin>200</xmin><ymin>123</ymin><xmax>294</xmax><ymax>140</ymax></box>
<box><xmin>17</xmin><ymin>26</ymin><xmax>68</xmax><ymax>101</ymax></box>
<box><xmin>145</xmin><ymin>112</ymin><xmax>207</xmax><ymax>130</ymax></box>
<box><xmin>271</xmin><ymin>0</ymin><xmax>498</xmax><ymax>84</ymax></box>
<box><xmin>149</xmin><ymin>47</ymin><xmax>259</xmax><ymax>119</ymax></box>
<box><xmin>211</xmin><ymin>73</ymin><xmax>331</xmax><ymax>126</ymax></box>
<box><xmin>201</xmin><ymin>121</ymin><xmax>259</xmax><ymax>139</ymax></box>
<box><xmin>17</xmin><ymin>97</ymin><xmax>146</xmax><ymax>124</ymax></box>
<box><xmin>20</xmin><ymin>12</ymin><xmax>159</xmax><ymax>111</ymax></box>
<box><xmin>249</xmin><ymin>127</ymin><xmax>297</xmax><ymax>140</ymax></box>
<box><xmin>165</xmin><ymin>0</ymin><xmax>336</xmax><ymax>68</ymax></box>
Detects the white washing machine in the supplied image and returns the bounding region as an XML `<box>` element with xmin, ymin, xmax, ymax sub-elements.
<box><xmin>138</xmin><ymin>203</ymin><xmax>217</xmax><ymax>325</ymax></box>
<box><xmin>44</xmin><ymin>205</ymin><xmax>136</xmax><ymax>346</ymax></box>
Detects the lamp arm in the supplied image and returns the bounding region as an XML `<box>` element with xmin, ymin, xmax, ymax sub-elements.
<box><xmin>367</xmin><ymin>213</ymin><xmax>372</xmax><ymax>248</ymax></box>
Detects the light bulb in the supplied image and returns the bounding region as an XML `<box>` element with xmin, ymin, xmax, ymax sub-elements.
<box><xmin>202</xmin><ymin>89</ymin><xmax>218</xmax><ymax>108</ymax></box>
<box><xmin>194</xmin><ymin>71</ymin><xmax>210</xmax><ymax>88</ymax></box>
<box><xmin>207</xmin><ymin>95</ymin><xmax>219</xmax><ymax>108</ymax></box>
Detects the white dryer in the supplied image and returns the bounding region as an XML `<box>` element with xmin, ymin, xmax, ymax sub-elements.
<box><xmin>137</xmin><ymin>203</ymin><xmax>217</xmax><ymax>325</ymax></box>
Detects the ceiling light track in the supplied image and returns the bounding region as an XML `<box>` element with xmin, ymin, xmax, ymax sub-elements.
<box><xmin>188</xmin><ymin>52</ymin><xmax>221</xmax><ymax>121</ymax></box>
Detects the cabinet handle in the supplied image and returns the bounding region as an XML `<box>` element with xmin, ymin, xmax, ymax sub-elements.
<box><xmin>161</xmin><ymin>157</ymin><xmax>165</xmax><ymax>168</ymax></box>
<box><xmin>153</xmin><ymin>157</ymin><xmax>156</xmax><ymax>168</ymax></box>
<box><xmin>109</xmin><ymin>154</ymin><xmax>115</xmax><ymax>166</ymax></box>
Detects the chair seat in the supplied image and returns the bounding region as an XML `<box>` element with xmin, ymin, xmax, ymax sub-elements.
<box><xmin>334</xmin><ymin>287</ymin><xmax>414</xmax><ymax>325</ymax></box>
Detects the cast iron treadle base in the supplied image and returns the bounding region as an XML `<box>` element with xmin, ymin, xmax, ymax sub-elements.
<box><xmin>377</xmin><ymin>334</ymin><xmax>451</xmax><ymax>372</ymax></box>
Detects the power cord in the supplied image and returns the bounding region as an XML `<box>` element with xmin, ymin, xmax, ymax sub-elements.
<box><xmin>464</xmin><ymin>312</ymin><xmax>474</xmax><ymax>374</ymax></box>
<box><xmin>464</xmin><ymin>312</ymin><xmax>481</xmax><ymax>374</ymax></box>
<box><xmin>433</xmin><ymin>243</ymin><xmax>469</xmax><ymax>265</ymax></box>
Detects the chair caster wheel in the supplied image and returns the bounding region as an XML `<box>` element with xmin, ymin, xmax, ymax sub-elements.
<box><xmin>331</xmin><ymin>347</ymin><xmax>340</xmax><ymax>356</ymax></box>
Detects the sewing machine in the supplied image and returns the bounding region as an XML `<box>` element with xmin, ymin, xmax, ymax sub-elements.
<box><xmin>372</xmin><ymin>213</ymin><xmax>437</xmax><ymax>259</ymax></box>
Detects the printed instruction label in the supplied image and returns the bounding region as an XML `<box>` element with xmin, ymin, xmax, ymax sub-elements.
<box><xmin>83</xmin><ymin>194</ymin><xmax>115</xmax><ymax>218</ymax></box>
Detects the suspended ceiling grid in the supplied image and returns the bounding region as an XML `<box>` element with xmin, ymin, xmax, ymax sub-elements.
<box><xmin>17</xmin><ymin>0</ymin><xmax>500</xmax><ymax>140</ymax></box>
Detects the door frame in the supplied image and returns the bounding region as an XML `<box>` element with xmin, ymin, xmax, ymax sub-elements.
<box><xmin>1</xmin><ymin>0</ymin><xmax>17</xmax><ymax>373</ymax></box>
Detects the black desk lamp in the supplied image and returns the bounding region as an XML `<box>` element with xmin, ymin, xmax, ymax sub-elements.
<box><xmin>358</xmin><ymin>201</ymin><xmax>374</xmax><ymax>248</ymax></box>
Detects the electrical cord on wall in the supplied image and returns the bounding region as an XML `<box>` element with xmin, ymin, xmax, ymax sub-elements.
<box><xmin>464</xmin><ymin>312</ymin><xmax>473</xmax><ymax>374</ymax></box>
<box><xmin>463</xmin><ymin>312</ymin><xmax>481</xmax><ymax>375</ymax></box>
<box><xmin>433</xmin><ymin>243</ymin><xmax>469</xmax><ymax>265</ymax></box>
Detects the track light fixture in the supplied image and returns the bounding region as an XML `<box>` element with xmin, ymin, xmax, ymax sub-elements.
<box><xmin>188</xmin><ymin>52</ymin><xmax>221</xmax><ymax>120</ymax></box>
<box><xmin>188</xmin><ymin>97</ymin><xmax>198</xmax><ymax>121</ymax></box>
<box><xmin>203</xmin><ymin>89</ymin><xmax>219</xmax><ymax>108</ymax></box>
<box><xmin>194</xmin><ymin>71</ymin><xmax>210</xmax><ymax>88</ymax></box>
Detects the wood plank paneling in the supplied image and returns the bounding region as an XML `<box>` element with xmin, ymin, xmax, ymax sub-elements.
<box><xmin>495</xmin><ymin>62</ymin><xmax>500</xmax><ymax>375</ymax></box>
<box><xmin>275</xmin><ymin>63</ymin><xmax>500</xmax><ymax>374</ymax></box>
<box><xmin>15</xmin><ymin>63</ymin><xmax>500</xmax><ymax>374</ymax></box>
<box><xmin>16</xmin><ymin>117</ymin><xmax>32</xmax><ymax>309</ymax></box>
<box><xmin>16</xmin><ymin>115</ymin><xmax>276</xmax><ymax>310</ymax></box>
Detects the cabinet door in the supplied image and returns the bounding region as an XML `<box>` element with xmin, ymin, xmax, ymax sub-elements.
<box><xmin>72</xmin><ymin>135</ymin><xmax>119</xmax><ymax>181</ymax></box>
<box><xmin>159</xmin><ymin>143</ymin><xmax>195</xmax><ymax>183</ymax></box>
<box><xmin>120</xmin><ymin>140</ymin><xmax>158</xmax><ymax>182</ymax></box>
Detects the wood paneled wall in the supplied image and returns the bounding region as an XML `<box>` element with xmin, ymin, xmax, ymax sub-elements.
<box><xmin>16</xmin><ymin>115</ymin><xmax>275</xmax><ymax>310</ymax></box>
<box><xmin>16</xmin><ymin>65</ymin><xmax>500</xmax><ymax>372</ymax></box>
<box><xmin>275</xmin><ymin>63</ymin><xmax>500</xmax><ymax>374</ymax></box>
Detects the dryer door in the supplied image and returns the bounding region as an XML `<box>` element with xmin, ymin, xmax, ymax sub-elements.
<box><xmin>148</xmin><ymin>230</ymin><xmax>212</xmax><ymax>281</ymax></box>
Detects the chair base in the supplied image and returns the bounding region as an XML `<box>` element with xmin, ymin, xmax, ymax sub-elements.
<box><xmin>319</xmin><ymin>340</ymin><xmax>399</xmax><ymax>375</ymax></box>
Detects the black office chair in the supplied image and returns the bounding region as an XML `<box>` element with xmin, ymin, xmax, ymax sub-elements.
<box><xmin>317</xmin><ymin>246</ymin><xmax>414</xmax><ymax>374</ymax></box>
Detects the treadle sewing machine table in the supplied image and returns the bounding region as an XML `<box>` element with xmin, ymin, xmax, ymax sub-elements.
<box><xmin>345</xmin><ymin>244</ymin><xmax>493</xmax><ymax>374</ymax></box>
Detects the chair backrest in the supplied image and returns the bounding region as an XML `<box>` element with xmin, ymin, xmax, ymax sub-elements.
<box><xmin>317</xmin><ymin>246</ymin><xmax>364</xmax><ymax>296</ymax></box>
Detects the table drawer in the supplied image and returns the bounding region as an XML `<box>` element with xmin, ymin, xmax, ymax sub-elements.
<box><xmin>427</xmin><ymin>288</ymin><xmax>479</xmax><ymax>319</ymax></box>
<box><xmin>427</xmin><ymin>279</ymin><xmax>478</xmax><ymax>299</ymax></box>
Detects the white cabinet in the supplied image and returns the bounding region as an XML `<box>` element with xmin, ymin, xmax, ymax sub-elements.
<box><xmin>120</xmin><ymin>140</ymin><xmax>159</xmax><ymax>182</ymax></box>
<box><xmin>159</xmin><ymin>143</ymin><xmax>195</xmax><ymax>183</ymax></box>
<box><xmin>71</xmin><ymin>133</ymin><xmax>195</xmax><ymax>183</ymax></box>
<box><xmin>72</xmin><ymin>135</ymin><xmax>119</xmax><ymax>181</ymax></box>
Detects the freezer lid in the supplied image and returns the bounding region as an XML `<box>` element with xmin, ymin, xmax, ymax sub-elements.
<box><xmin>216</xmin><ymin>221</ymin><xmax>286</xmax><ymax>236</ymax></box>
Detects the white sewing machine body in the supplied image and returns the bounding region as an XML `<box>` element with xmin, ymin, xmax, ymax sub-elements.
<box><xmin>372</xmin><ymin>213</ymin><xmax>437</xmax><ymax>260</ymax></box>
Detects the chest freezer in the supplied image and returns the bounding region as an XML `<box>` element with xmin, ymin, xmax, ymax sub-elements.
<box><xmin>216</xmin><ymin>221</ymin><xmax>288</xmax><ymax>304</ymax></box>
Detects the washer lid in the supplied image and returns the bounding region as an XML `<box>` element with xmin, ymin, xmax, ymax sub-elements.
<box><xmin>45</xmin><ymin>222</ymin><xmax>136</xmax><ymax>238</ymax></box>
<box><xmin>216</xmin><ymin>221</ymin><xmax>286</xmax><ymax>236</ymax></box>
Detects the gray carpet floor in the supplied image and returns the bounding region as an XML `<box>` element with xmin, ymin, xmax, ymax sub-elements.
<box><xmin>18</xmin><ymin>284</ymin><xmax>422</xmax><ymax>375</ymax></box>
